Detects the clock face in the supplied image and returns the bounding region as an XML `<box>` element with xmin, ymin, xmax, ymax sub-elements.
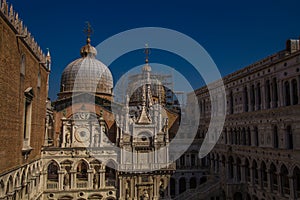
<box><xmin>75</xmin><ymin>127</ymin><xmax>90</xmax><ymax>143</ymax></box>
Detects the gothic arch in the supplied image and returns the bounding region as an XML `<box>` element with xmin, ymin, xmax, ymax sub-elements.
<box><xmin>45</xmin><ymin>160</ymin><xmax>61</xmax><ymax>171</ymax></box>
<box><xmin>14</xmin><ymin>172</ymin><xmax>20</xmax><ymax>188</ymax></box>
<box><xmin>6</xmin><ymin>176</ymin><xmax>13</xmax><ymax>194</ymax></box>
<box><xmin>73</xmin><ymin>159</ymin><xmax>90</xmax><ymax>171</ymax></box>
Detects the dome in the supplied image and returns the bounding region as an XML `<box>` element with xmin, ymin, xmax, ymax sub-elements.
<box><xmin>59</xmin><ymin>39</ymin><xmax>113</xmax><ymax>99</ymax></box>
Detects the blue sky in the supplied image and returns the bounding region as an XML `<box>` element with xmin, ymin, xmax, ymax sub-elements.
<box><xmin>9</xmin><ymin>0</ymin><xmax>300</xmax><ymax>100</ymax></box>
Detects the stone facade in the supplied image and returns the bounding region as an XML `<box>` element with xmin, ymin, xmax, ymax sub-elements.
<box><xmin>193</xmin><ymin>38</ymin><xmax>300</xmax><ymax>199</ymax></box>
<box><xmin>0</xmin><ymin>0</ymin><xmax>50</xmax><ymax>199</ymax></box>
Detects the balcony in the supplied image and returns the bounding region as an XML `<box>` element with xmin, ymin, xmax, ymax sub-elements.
<box><xmin>77</xmin><ymin>182</ymin><xmax>88</xmax><ymax>188</ymax></box>
<box><xmin>46</xmin><ymin>182</ymin><xmax>58</xmax><ymax>190</ymax></box>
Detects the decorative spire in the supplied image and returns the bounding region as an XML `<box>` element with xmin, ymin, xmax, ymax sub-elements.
<box><xmin>46</xmin><ymin>48</ymin><xmax>51</xmax><ymax>71</ymax></box>
<box><xmin>84</xmin><ymin>21</ymin><xmax>93</xmax><ymax>44</ymax></box>
<box><xmin>144</xmin><ymin>44</ymin><xmax>150</xmax><ymax>63</ymax></box>
<box><xmin>80</xmin><ymin>22</ymin><xmax>97</xmax><ymax>58</ymax></box>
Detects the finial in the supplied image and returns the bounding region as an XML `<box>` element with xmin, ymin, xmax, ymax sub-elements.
<box><xmin>83</xmin><ymin>21</ymin><xmax>93</xmax><ymax>44</ymax></box>
<box><xmin>144</xmin><ymin>44</ymin><xmax>150</xmax><ymax>63</ymax></box>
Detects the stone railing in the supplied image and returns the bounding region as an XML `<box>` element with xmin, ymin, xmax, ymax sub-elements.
<box><xmin>119</xmin><ymin>163</ymin><xmax>176</xmax><ymax>172</ymax></box>
<box><xmin>46</xmin><ymin>182</ymin><xmax>58</xmax><ymax>190</ymax></box>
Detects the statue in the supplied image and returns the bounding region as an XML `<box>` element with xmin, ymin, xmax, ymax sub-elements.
<box><xmin>63</xmin><ymin>173</ymin><xmax>70</xmax><ymax>187</ymax></box>
<box><xmin>141</xmin><ymin>189</ymin><xmax>149</xmax><ymax>200</ymax></box>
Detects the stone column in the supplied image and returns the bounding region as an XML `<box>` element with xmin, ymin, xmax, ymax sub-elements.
<box><xmin>87</xmin><ymin>169</ymin><xmax>93</xmax><ymax>188</ymax></box>
<box><xmin>277</xmin><ymin>172</ymin><xmax>283</xmax><ymax>197</ymax></box>
<box><xmin>241</xmin><ymin>164</ymin><xmax>246</xmax><ymax>183</ymax></box>
<box><xmin>70</xmin><ymin>170</ymin><xmax>76</xmax><ymax>189</ymax></box>
<box><xmin>58</xmin><ymin>170</ymin><xmax>65</xmax><ymax>190</ymax></box>
<box><xmin>99</xmin><ymin>170</ymin><xmax>105</xmax><ymax>188</ymax></box>
<box><xmin>134</xmin><ymin>176</ymin><xmax>138</xmax><ymax>200</ymax></box>
<box><xmin>267</xmin><ymin>169</ymin><xmax>272</xmax><ymax>192</ymax></box>
<box><xmin>289</xmin><ymin>175</ymin><xmax>295</xmax><ymax>199</ymax></box>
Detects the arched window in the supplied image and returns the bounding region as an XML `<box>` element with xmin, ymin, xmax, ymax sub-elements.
<box><xmin>191</xmin><ymin>154</ymin><xmax>196</xmax><ymax>166</ymax></box>
<box><xmin>236</xmin><ymin>158</ymin><xmax>241</xmax><ymax>182</ymax></box>
<box><xmin>293</xmin><ymin>167</ymin><xmax>300</xmax><ymax>198</ymax></box>
<box><xmin>281</xmin><ymin>165</ymin><xmax>290</xmax><ymax>195</ymax></box>
<box><xmin>244</xmin><ymin>86</ymin><xmax>249</xmax><ymax>112</ymax></box>
<box><xmin>105</xmin><ymin>162</ymin><xmax>116</xmax><ymax>187</ymax></box>
<box><xmin>189</xmin><ymin>177</ymin><xmax>197</xmax><ymax>189</ymax></box>
<box><xmin>180</xmin><ymin>155</ymin><xmax>185</xmax><ymax>167</ymax></box>
<box><xmin>47</xmin><ymin>162</ymin><xmax>59</xmax><ymax>182</ymax></box>
<box><xmin>76</xmin><ymin>161</ymin><xmax>88</xmax><ymax>181</ymax></box>
<box><xmin>257</xmin><ymin>83</ymin><xmax>261</xmax><ymax>110</ymax></box>
<box><xmin>285</xmin><ymin>81</ymin><xmax>291</xmax><ymax>106</ymax></box>
<box><xmin>250</xmin><ymin>85</ymin><xmax>255</xmax><ymax>111</ymax></box>
<box><xmin>179</xmin><ymin>178</ymin><xmax>186</xmax><ymax>194</ymax></box>
<box><xmin>245</xmin><ymin>159</ymin><xmax>250</xmax><ymax>182</ymax></box>
<box><xmin>242</xmin><ymin>128</ymin><xmax>246</xmax><ymax>145</ymax></box>
<box><xmin>261</xmin><ymin>162</ymin><xmax>267</xmax><ymax>188</ymax></box>
<box><xmin>252</xmin><ymin>160</ymin><xmax>258</xmax><ymax>185</ymax></box>
<box><xmin>273</xmin><ymin>78</ymin><xmax>278</xmax><ymax>108</ymax></box>
<box><xmin>229</xmin><ymin>91</ymin><xmax>234</xmax><ymax>114</ymax></box>
<box><xmin>224</xmin><ymin>129</ymin><xmax>228</xmax><ymax>144</ymax></box>
<box><xmin>270</xmin><ymin>163</ymin><xmax>278</xmax><ymax>192</ymax></box>
<box><xmin>170</xmin><ymin>178</ymin><xmax>176</xmax><ymax>197</ymax></box>
<box><xmin>273</xmin><ymin>125</ymin><xmax>279</xmax><ymax>148</ymax></box>
<box><xmin>292</xmin><ymin>79</ymin><xmax>298</xmax><ymax>105</ymax></box>
<box><xmin>247</xmin><ymin>127</ymin><xmax>251</xmax><ymax>146</ymax></box>
<box><xmin>254</xmin><ymin>127</ymin><xmax>259</xmax><ymax>146</ymax></box>
<box><xmin>266</xmin><ymin>80</ymin><xmax>271</xmax><ymax>109</ymax></box>
<box><xmin>286</xmin><ymin>125</ymin><xmax>293</xmax><ymax>150</ymax></box>
<box><xmin>228</xmin><ymin>156</ymin><xmax>234</xmax><ymax>179</ymax></box>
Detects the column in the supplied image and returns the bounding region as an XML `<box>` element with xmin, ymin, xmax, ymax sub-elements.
<box><xmin>58</xmin><ymin>170</ymin><xmax>65</xmax><ymax>190</ymax></box>
<box><xmin>99</xmin><ymin>170</ymin><xmax>105</xmax><ymax>188</ymax></box>
<box><xmin>70</xmin><ymin>170</ymin><xmax>76</xmax><ymax>189</ymax></box>
<box><xmin>277</xmin><ymin>172</ymin><xmax>283</xmax><ymax>197</ymax></box>
<box><xmin>289</xmin><ymin>175</ymin><xmax>295</xmax><ymax>199</ymax></box>
<box><xmin>267</xmin><ymin>170</ymin><xmax>272</xmax><ymax>192</ymax></box>
<box><xmin>87</xmin><ymin>169</ymin><xmax>93</xmax><ymax>188</ymax></box>
<box><xmin>241</xmin><ymin>164</ymin><xmax>246</xmax><ymax>183</ymax></box>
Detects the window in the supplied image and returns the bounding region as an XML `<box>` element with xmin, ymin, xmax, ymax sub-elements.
<box><xmin>77</xmin><ymin>161</ymin><xmax>88</xmax><ymax>181</ymax></box>
<box><xmin>23</xmin><ymin>87</ymin><xmax>34</xmax><ymax>152</ymax></box>
<box><xmin>250</xmin><ymin>85</ymin><xmax>255</xmax><ymax>111</ymax></box>
<box><xmin>273</xmin><ymin>126</ymin><xmax>279</xmax><ymax>148</ymax></box>
<box><xmin>47</xmin><ymin>162</ymin><xmax>59</xmax><ymax>182</ymax></box>
<box><xmin>285</xmin><ymin>81</ymin><xmax>291</xmax><ymax>106</ymax></box>
<box><xmin>286</xmin><ymin>125</ymin><xmax>293</xmax><ymax>150</ymax></box>
<box><xmin>180</xmin><ymin>155</ymin><xmax>185</xmax><ymax>166</ymax></box>
<box><xmin>254</xmin><ymin>127</ymin><xmax>259</xmax><ymax>146</ymax></box>
<box><xmin>273</xmin><ymin>78</ymin><xmax>278</xmax><ymax>108</ymax></box>
<box><xmin>292</xmin><ymin>79</ymin><xmax>298</xmax><ymax>105</ymax></box>
<box><xmin>191</xmin><ymin>154</ymin><xmax>196</xmax><ymax>166</ymax></box>
<box><xmin>244</xmin><ymin>87</ymin><xmax>249</xmax><ymax>112</ymax></box>
<box><xmin>266</xmin><ymin>80</ymin><xmax>271</xmax><ymax>109</ymax></box>
<box><xmin>257</xmin><ymin>83</ymin><xmax>261</xmax><ymax>110</ymax></box>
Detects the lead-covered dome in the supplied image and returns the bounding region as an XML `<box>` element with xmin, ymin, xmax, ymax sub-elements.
<box><xmin>59</xmin><ymin>38</ymin><xmax>113</xmax><ymax>100</ymax></box>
